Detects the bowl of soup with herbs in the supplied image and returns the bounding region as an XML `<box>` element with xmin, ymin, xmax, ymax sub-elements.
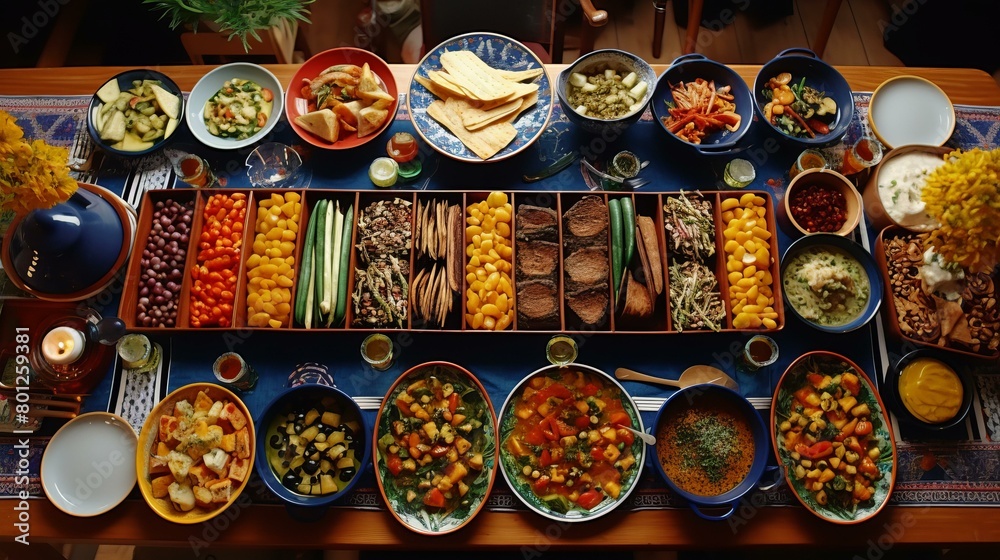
<box><xmin>652</xmin><ymin>384</ymin><xmax>770</xmax><ymax>520</ymax></box>
<box><xmin>780</xmin><ymin>233</ymin><xmax>883</xmax><ymax>333</ymax></box>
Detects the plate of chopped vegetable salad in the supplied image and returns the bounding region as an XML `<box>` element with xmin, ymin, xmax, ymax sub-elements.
<box><xmin>373</xmin><ymin>361</ymin><xmax>497</xmax><ymax>535</ymax></box>
<box><xmin>771</xmin><ymin>351</ymin><xmax>896</xmax><ymax>524</ymax></box>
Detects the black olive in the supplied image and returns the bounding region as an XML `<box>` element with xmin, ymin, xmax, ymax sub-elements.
<box><xmin>281</xmin><ymin>460</ymin><xmax>290</xmax><ymax>469</ymax></box>
<box><xmin>296</xmin><ymin>412</ymin><xmax>307</xmax><ymax>423</ymax></box>
<box><xmin>276</xmin><ymin>448</ymin><xmax>285</xmax><ymax>459</ymax></box>
<box><xmin>339</xmin><ymin>466</ymin><xmax>357</xmax><ymax>482</ymax></box>
<box><xmin>322</xmin><ymin>424</ymin><xmax>335</xmax><ymax>436</ymax></box>
<box><xmin>269</xmin><ymin>434</ymin><xmax>282</xmax><ymax>449</ymax></box>
<box><xmin>281</xmin><ymin>471</ymin><xmax>301</xmax><ymax>489</ymax></box>
<box><xmin>303</xmin><ymin>459</ymin><xmax>320</xmax><ymax>476</ymax></box>
<box><xmin>314</xmin><ymin>423</ymin><xmax>325</xmax><ymax>433</ymax></box>
<box><xmin>305</xmin><ymin>444</ymin><xmax>318</xmax><ymax>457</ymax></box>
<box><xmin>293</xmin><ymin>423</ymin><xmax>304</xmax><ymax>434</ymax></box>
<box><xmin>338</xmin><ymin>424</ymin><xmax>355</xmax><ymax>441</ymax></box>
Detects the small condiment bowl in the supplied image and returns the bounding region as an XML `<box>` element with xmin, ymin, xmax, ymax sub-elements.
<box><xmin>884</xmin><ymin>348</ymin><xmax>973</xmax><ymax>431</ymax></box>
<box><xmin>557</xmin><ymin>49</ymin><xmax>656</xmax><ymax>136</ymax></box>
<box><xmin>779</xmin><ymin>233</ymin><xmax>883</xmax><ymax>334</ymax></box>
<box><xmin>861</xmin><ymin>144</ymin><xmax>950</xmax><ymax>232</ymax></box>
<box><xmin>780</xmin><ymin>168</ymin><xmax>862</xmax><ymax>238</ymax></box>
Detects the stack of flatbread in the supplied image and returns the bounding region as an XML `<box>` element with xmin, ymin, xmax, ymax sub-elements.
<box><xmin>416</xmin><ymin>50</ymin><xmax>542</xmax><ymax>159</ymax></box>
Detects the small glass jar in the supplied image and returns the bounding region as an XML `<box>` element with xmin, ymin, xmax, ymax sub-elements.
<box><xmin>790</xmin><ymin>149</ymin><xmax>829</xmax><ymax>179</ymax></box>
<box><xmin>841</xmin><ymin>136</ymin><xmax>884</xmax><ymax>175</ymax></box>
<box><xmin>742</xmin><ymin>335</ymin><xmax>778</xmax><ymax>370</ymax></box>
<box><xmin>723</xmin><ymin>158</ymin><xmax>756</xmax><ymax>188</ymax></box>
<box><xmin>361</xmin><ymin>333</ymin><xmax>394</xmax><ymax>370</ymax></box>
<box><xmin>213</xmin><ymin>352</ymin><xmax>258</xmax><ymax>391</ymax></box>
<box><xmin>545</xmin><ymin>335</ymin><xmax>578</xmax><ymax>366</ymax></box>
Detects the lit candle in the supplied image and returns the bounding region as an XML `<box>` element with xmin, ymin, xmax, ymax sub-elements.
<box><xmin>41</xmin><ymin>326</ymin><xmax>86</xmax><ymax>366</ymax></box>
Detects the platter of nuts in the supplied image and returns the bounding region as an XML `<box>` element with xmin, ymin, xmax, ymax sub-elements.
<box><xmin>876</xmin><ymin>226</ymin><xmax>1000</xmax><ymax>358</ymax></box>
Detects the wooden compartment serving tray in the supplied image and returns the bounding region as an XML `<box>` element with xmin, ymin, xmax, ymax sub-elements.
<box><xmin>121</xmin><ymin>189</ymin><xmax>784</xmax><ymax>334</ymax></box>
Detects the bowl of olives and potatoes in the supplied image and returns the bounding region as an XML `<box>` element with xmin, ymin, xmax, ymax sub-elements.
<box><xmin>87</xmin><ymin>69</ymin><xmax>184</xmax><ymax>157</ymax></box>
<box><xmin>254</xmin><ymin>383</ymin><xmax>369</xmax><ymax>519</ymax></box>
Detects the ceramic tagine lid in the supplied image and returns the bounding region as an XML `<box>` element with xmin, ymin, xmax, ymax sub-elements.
<box><xmin>2</xmin><ymin>182</ymin><xmax>135</xmax><ymax>301</ymax></box>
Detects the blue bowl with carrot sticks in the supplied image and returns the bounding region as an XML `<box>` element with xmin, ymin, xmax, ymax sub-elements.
<box><xmin>753</xmin><ymin>48</ymin><xmax>854</xmax><ymax>147</ymax></box>
<box><xmin>651</xmin><ymin>54</ymin><xmax>754</xmax><ymax>154</ymax></box>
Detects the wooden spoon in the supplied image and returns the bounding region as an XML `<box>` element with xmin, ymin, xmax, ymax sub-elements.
<box><xmin>615</xmin><ymin>365</ymin><xmax>740</xmax><ymax>391</ymax></box>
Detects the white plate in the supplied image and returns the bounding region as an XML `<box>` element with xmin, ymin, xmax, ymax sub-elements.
<box><xmin>41</xmin><ymin>412</ymin><xmax>137</xmax><ymax>517</ymax></box>
<box><xmin>186</xmin><ymin>62</ymin><xmax>284</xmax><ymax>150</ymax></box>
<box><xmin>869</xmin><ymin>75</ymin><xmax>955</xmax><ymax>149</ymax></box>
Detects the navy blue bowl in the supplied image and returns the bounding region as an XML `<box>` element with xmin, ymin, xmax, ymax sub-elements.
<box><xmin>86</xmin><ymin>69</ymin><xmax>185</xmax><ymax>157</ymax></box>
<box><xmin>885</xmin><ymin>348</ymin><xmax>973</xmax><ymax>431</ymax></box>
<box><xmin>651</xmin><ymin>54</ymin><xmax>754</xmax><ymax>154</ymax></box>
<box><xmin>780</xmin><ymin>233</ymin><xmax>883</xmax><ymax>333</ymax></box>
<box><xmin>557</xmin><ymin>49</ymin><xmax>656</xmax><ymax>136</ymax></box>
<box><xmin>753</xmin><ymin>48</ymin><xmax>854</xmax><ymax>147</ymax></box>
<box><xmin>254</xmin><ymin>384</ymin><xmax>369</xmax><ymax>520</ymax></box>
<box><xmin>651</xmin><ymin>384</ymin><xmax>774</xmax><ymax>521</ymax></box>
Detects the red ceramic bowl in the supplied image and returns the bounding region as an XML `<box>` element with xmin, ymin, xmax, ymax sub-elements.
<box><xmin>285</xmin><ymin>47</ymin><xmax>398</xmax><ymax>150</ymax></box>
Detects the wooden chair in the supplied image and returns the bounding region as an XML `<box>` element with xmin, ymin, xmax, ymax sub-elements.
<box><xmin>181</xmin><ymin>18</ymin><xmax>308</xmax><ymax>65</ymax></box>
<box><xmin>653</xmin><ymin>0</ymin><xmax>842</xmax><ymax>59</ymax></box>
<box><xmin>418</xmin><ymin>0</ymin><xmax>608</xmax><ymax>63</ymax></box>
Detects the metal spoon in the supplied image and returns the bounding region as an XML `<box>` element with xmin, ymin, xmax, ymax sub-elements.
<box><xmin>615</xmin><ymin>365</ymin><xmax>740</xmax><ymax>391</ymax></box>
<box><xmin>620</xmin><ymin>425</ymin><xmax>656</xmax><ymax>446</ymax></box>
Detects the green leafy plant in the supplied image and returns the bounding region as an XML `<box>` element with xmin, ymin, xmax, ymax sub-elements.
<box><xmin>144</xmin><ymin>0</ymin><xmax>314</xmax><ymax>52</ymax></box>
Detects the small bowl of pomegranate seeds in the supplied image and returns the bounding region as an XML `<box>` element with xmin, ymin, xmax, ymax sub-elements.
<box><xmin>782</xmin><ymin>168</ymin><xmax>862</xmax><ymax>237</ymax></box>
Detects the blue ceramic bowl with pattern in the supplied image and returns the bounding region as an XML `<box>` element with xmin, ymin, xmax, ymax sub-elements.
<box><xmin>556</xmin><ymin>49</ymin><xmax>656</xmax><ymax>136</ymax></box>
<box><xmin>651</xmin><ymin>54</ymin><xmax>754</xmax><ymax>154</ymax></box>
<box><xmin>407</xmin><ymin>32</ymin><xmax>553</xmax><ymax>163</ymax></box>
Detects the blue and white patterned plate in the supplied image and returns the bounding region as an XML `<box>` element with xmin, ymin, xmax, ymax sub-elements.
<box><xmin>407</xmin><ymin>32</ymin><xmax>553</xmax><ymax>163</ymax></box>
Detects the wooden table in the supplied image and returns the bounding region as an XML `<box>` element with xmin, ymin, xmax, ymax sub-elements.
<box><xmin>2</xmin><ymin>64</ymin><xmax>1000</xmax><ymax>551</ymax></box>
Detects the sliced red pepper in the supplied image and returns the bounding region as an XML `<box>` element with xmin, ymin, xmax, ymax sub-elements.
<box><xmin>794</xmin><ymin>387</ymin><xmax>817</xmax><ymax>406</ymax></box>
<box><xmin>386</xmin><ymin>453</ymin><xmax>402</xmax><ymax>476</ymax></box>
<box><xmin>616</xmin><ymin>428</ymin><xmax>634</xmax><ymax>446</ymax></box>
<box><xmin>794</xmin><ymin>441</ymin><xmax>833</xmax><ymax>460</ymax></box>
<box><xmin>574</xmin><ymin>415</ymin><xmax>591</xmax><ymax>430</ymax></box>
<box><xmin>556</xmin><ymin>419</ymin><xmax>578</xmax><ymax>438</ymax></box>
<box><xmin>581</xmin><ymin>383</ymin><xmax>600</xmax><ymax>397</ymax></box>
<box><xmin>537</xmin><ymin>384</ymin><xmax>573</xmax><ymax>401</ymax></box>
<box><xmin>609</xmin><ymin>411</ymin><xmax>632</xmax><ymax>428</ymax></box>
<box><xmin>843</xmin><ymin>436</ymin><xmax>863</xmax><ymax>454</ymax></box>
<box><xmin>423</xmin><ymin>488</ymin><xmax>446</xmax><ymax>508</ymax></box>
<box><xmin>539</xmin><ymin>449</ymin><xmax>553</xmax><ymax>468</ymax></box>
<box><xmin>807</xmin><ymin>373</ymin><xmax>825</xmax><ymax>387</ymax></box>
<box><xmin>447</xmin><ymin>392</ymin><xmax>459</xmax><ymax>413</ymax></box>
<box><xmin>524</xmin><ymin>425</ymin><xmax>546</xmax><ymax>446</ymax></box>
<box><xmin>577</xmin><ymin>489</ymin><xmax>603</xmax><ymax>510</ymax></box>
<box><xmin>533</xmin><ymin>475</ymin><xmax>550</xmax><ymax>493</ymax></box>
<box><xmin>542</xmin><ymin>416</ymin><xmax>560</xmax><ymax>442</ymax></box>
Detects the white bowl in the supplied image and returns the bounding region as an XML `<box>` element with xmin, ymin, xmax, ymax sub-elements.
<box><xmin>186</xmin><ymin>63</ymin><xmax>284</xmax><ymax>150</ymax></box>
<box><xmin>869</xmin><ymin>75</ymin><xmax>955</xmax><ymax>149</ymax></box>
<box><xmin>41</xmin><ymin>412</ymin><xmax>137</xmax><ymax>517</ymax></box>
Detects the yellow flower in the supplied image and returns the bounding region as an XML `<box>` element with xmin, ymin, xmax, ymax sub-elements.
<box><xmin>0</xmin><ymin>109</ymin><xmax>77</xmax><ymax>214</ymax></box>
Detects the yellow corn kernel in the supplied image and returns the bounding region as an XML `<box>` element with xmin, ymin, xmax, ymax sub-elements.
<box><xmin>751</xmin><ymin>226</ymin><xmax>771</xmax><ymax>240</ymax></box>
<box><xmin>728</xmin><ymin>271</ymin><xmax>743</xmax><ymax>285</ymax></box>
<box><xmin>737</xmin><ymin>278</ymin><xmax>755</xmax><ymax>288</ymax></box>
<box><xmin>499</xmin><ymin>276</ymin><xmax>513</xmax><ymax>297</ymax></box>
<box><xmin>763</xmin><ymin>318</ymin><xmax>778</xmax><ymax>329</ymax></box>
<box><xmin>726</xmin><ymin>259</ymin><xmax>743</xmax><ymax>273</ymax></box>
<box><xmin>470</xmin><ymin>280</ymin><xmax>485</xmax><ymax>293</ymax></box>
<box><xmin>723</xmin><ymin>227</ymin><xmax>739</xmax><ymax>240</ymax></box>
<box><xmin>756</xmin><ymin>294</ymin><xmax>770</xmax><ymax>307</ymax></box>
<box><xmin>756</xmin><ymin>207</ymin><xmax>766</xmax><ymax>218</ymax></box>
<box><xmin>722</xmin><ymin>210</ymin><xmax>735</xmax><ymax>223</ymax></box>
<box><xmin>481</xmin><ymin>303</ymin><xmax>501</xmax><ymax>318</ymax></box>
<box><xmin>472</xmin><ymin>312</ymin><xmax>484</xmax><ymax>329</ymax></box>
<box><xmin>747</xmin><ymin>285</ymin><xmax>759</xmax><ymax>301</ymax></box>
<box><xmin>720</xmin><ymin>197</ymin><xmax>739</xmax><ymax>211</ymax></box>
<box><xmin>483</xmin><ymin>316</ymin><xmax>496</xmax><ymax>330</ymax></box>
<box><xmin>724</xmin><ymin>240</ymin><xmax>740</xmax><ymax>253</ymax></box>
<box><xmin>743</xmin><ymin>265</ymin><xmax>757</xmax><ymax>278</ymax></box>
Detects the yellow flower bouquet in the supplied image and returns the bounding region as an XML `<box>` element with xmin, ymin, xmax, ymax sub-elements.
<box><xmin>0</xmin><ymin>110</ymin><xmax>77</xmax><ymax>215</ymax></box>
